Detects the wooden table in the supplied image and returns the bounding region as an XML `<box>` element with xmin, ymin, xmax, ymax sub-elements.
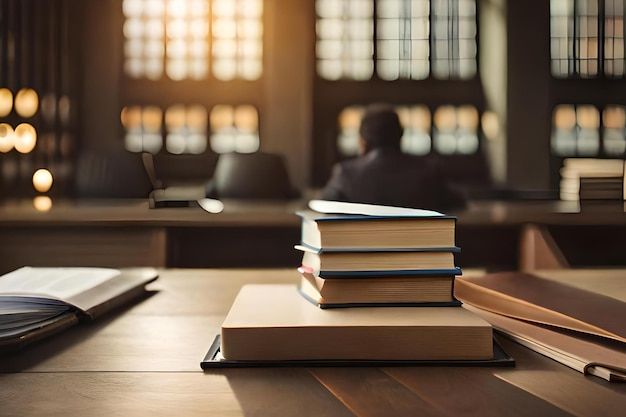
<box><xmin>1</xmin><ymin>198</ymin><xmax>626</xmax><ymax>273</ymax></box>
<box><xmin>1</xmin><ymin>269</ymin><xmax>625</xmax><ymax>417</ymax></box>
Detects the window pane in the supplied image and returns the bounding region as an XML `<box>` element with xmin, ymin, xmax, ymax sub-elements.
<box><xmin>431</xmin><ymin>0</ymin><xmax>477</xmax><ymax>80</ymax></box>
<box><xmin>376</xmin><ymin>0</ymin><xmax>430</xmax><ymax>80</ymax></box>
<box><xmin>316</xmin><ymin>0</ymin><xmax>374</xmax><ymax>80</ymax></box>
<box><xmin>212</xmin><ymin>0</ymin><xmax>263</xmax><ymax>80</ymax></box>
<box><xmin>210</xmin><ymin>105</ymin><xmax>260</xmax><ymax>153</ymax></box>
<box><xmin>550</xmin><ymin>0</ymin><xmax>600</xmax><ymax>78</ymax></box>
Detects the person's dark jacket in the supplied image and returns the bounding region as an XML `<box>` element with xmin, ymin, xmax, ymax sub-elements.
<box><xmin>320</xmin><ymin>148</ymin><xmax>467</xmax><ymax>212</ymax></box>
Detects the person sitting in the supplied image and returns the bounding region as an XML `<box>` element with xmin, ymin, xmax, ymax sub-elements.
<box><xmin>320</xmin><ymin>103</ymin><xmax>467</xmax><ymax>212</ymax></box>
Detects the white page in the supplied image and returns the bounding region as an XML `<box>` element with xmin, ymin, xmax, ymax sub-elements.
<box><xmin>0</xmin><ymin>267</ymin><xmax>120</xmax><ymax>299</ymax></box>
<box><xmin>308</xmin><ymin>200</ymin><xmax>444</xmax><ymax>217</ymax></box>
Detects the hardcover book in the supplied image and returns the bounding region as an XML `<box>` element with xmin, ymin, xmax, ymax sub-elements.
<box><xmin>295</xmin><ymin>244</ymin><xmax>460</xmax><ymax>276</ymax></box>
<box><xmin>296</xmin><ymin>199</ymin><xmax>457</xmax><ymax>252</ymax></box>
<box><xmin>219</xmin><ymin>284</ymin><xmax>493</xmax><ymax>361</ymax></box>
<box><xmin>297</xmin><ymin>268</ymin><xmax>461</xmax><ymax>308</ymax></box>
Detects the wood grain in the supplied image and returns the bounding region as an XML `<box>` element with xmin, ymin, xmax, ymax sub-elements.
<box><xmin>1</xmin><ymin>269</ymin><xmax>626</xmax><ymax>417</ymax></box>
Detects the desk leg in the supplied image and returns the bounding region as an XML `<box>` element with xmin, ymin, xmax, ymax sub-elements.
<box><xmin>519</xmin><ymin>224</ymin><xmax>569</xmax><ymax>272</ymax></box>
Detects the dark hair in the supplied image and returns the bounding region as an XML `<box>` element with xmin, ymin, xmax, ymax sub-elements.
<box><xmin>359</xmin><ymin>103</ymin><xmax>404</xmax><ymax>149</ymax></box>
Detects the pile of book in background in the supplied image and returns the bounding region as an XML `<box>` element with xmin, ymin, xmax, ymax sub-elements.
<box><xmin>216</xmin><ymin>202</ymin><xmax>497</xmax><ymax>363</ymax></box>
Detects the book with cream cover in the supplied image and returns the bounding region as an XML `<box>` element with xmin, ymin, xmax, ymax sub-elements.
<box><xmin>217</xmin><ymin>284</ymin><xmax>493</xmax><ymax>362</ymax></box>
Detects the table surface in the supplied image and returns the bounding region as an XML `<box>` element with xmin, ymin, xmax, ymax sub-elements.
<box><xmin>1</xmin><ymin>198</ymin><xmax>626</xmax><ymax>227</ymax></box>
<box><xmin>1</xmin><ymin>268</ymin><xmax>625</xmax><ymax>417</ymax></box>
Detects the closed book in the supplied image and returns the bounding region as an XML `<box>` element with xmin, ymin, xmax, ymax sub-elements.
<box><xmin>297</xmin><ymin>210</ymin><xmax>456</xmax><ymax>250</ymax></box>
<box><xmin>454</xmin><ymin>271</ymin><xmax>626</xmax><ymax>344</ymax></box>
<box><xmin>295</xmin><ymin>244</ymin><xmax>460</xmax><ymax>276</ymax></box>
<box><xmin>297</xmin><ymin>268</ymin><xmax>461</xmax><ymax>308</ymax></box>
<box><xmin>220</xmin><ymin>284</ymin><xmax>493</xmax><ymax>361</ymax></box>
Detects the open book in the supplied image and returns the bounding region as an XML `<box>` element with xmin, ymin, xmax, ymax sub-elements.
<box><xmin>0</xmin><ymin>266</ymin><xmax>158</xmax><ymax>352</ymax></box>
<box><xmin>455</xmin><ymin>271</ymin><xmax>626</xmax><ymax>382</ymax></box>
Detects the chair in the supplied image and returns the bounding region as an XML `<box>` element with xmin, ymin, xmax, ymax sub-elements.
<box><xmin>206</xmin><ymin>152</ymin><xmax>300</xmax><ymax>200</ymax></box>
<box><xmin>74</xmin><ymin>149</ymin><xmax>154</xmax><ymax>198</ymax></box>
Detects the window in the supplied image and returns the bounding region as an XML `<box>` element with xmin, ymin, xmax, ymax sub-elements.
<box><xmin>336</xmin><ymin>104</ymin><xmax>479</xmax><ymax>157</ymax></box>
<box><xmin>316</xmin><ymin>0</ymin><xmax>477</xmax><ymax>81</ymax></box>
<box><xmin>552</xmin><ymin>104</ymin><xmax>626</xmax><ymax>158</ymax></box>
<box><xmin>122</xmin><ymin>0</ymin><xmax>263</xmax><ymax>81</ymax></box>
<box><xmin>209</xmin><ymin>104</ymin><xmax>260</xmax><ymax>154</ymax></box>
<box><xmin>550</xmin><ymin>0</ymin><xmax>625</xmax><ymax>78</ymax></box>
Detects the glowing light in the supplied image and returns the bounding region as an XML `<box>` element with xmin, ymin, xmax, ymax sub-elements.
<box><xmin>33</xmin><ymin>169</ymin><xmax>54</xmax><ymax>193</ymax></box>
<box><xmin>13</xmin><ymin>123</ymin><xmax>37</xmax><ymax>153</ymax></box>
<box><xmin>33</xmin><ymin>196</ymin><xmax>53</xmax><ymax>212</ymax></box>
<box><xmin>14</xmin><ymin>88</ymin><xmax>39</xmax><ymax>118</ymax></box>
<box><xmin>0</xmin><ymin>88</ymin><xmax>13</xmax><ymax>117</ymax></box>
<box><xmin>0</xmin><ymin>123</ymin><xmax>14</xmax><ymax>152</ymax></box>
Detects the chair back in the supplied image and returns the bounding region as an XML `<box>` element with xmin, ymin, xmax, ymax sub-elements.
<box><xmin>208</xmin><ymin>152</ymin><xmax>300</xmax><ymax>200</ymax></box>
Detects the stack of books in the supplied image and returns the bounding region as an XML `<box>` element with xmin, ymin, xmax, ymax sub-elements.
<box><xmin>294</xmin><ymin>206</ymin><xmax>461</xmax><ymax>308</ymax></box>
<box><xmin>212</xmin><ymin>201</ymin><xmax>500</xmax><ymax>365</ymax></box>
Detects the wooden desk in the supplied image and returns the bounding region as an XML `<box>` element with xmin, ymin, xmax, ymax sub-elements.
<box><xmin>1</xmin><ymin>198</ymin><xmax>626</xmax><ymax>273</ymax></box>
<box><xmin>1</xmin><ymin>269</ymin><xmax>625</xmax><ymax>417</ymax></box>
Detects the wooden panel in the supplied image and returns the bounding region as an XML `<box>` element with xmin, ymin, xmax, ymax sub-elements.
<box><xmin>0</xmin><ymin>227</ymin><xmax>166</xmax><ymax>273</ymax></box>
<box><xmin>168</xmin><ymin>226</ymin><xmax>302</xmax><ymax>268</ymax></box>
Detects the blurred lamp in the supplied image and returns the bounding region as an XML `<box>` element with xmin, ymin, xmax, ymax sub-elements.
<box><xmin>33</xmin><ymin>169</ymin><xmax>54</xmax><ymax>193</ymax></box>
<box><xmin>14</xmin><ymin>123</ymin><xmax>37</xmax><ymax>153</ymax></box>
<box><xmin>14</xmin><ymin>88</ymin><xmax>39</xmax><ymax>118</ymax></box>
<box><xmin>0</xmin><ymin>123</ymin><xmax>14</xmax><ymax>152</ymax></box>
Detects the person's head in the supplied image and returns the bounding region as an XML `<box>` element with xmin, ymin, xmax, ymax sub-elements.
<box><xmin>359</xmin><ymin>103</ymin><xmax>404</xmax><ymax>154</ymax></box>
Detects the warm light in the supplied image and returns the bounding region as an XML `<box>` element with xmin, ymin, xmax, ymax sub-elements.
<box><xmin>210</xmin><ymin>105</ymin><xmax>234</xmax><ymax>130</ymax></box>
<box><xmin>14</xmin><ymin>88</ymin><xmax>39</xmax><ymax>118</ymax></box>
<box><xmin>576</xmin><ymin>105</ymin><xmax>600</xmax><ymax>128</ymax></box>
<box><xmin>457</xmin><ymin>106</ymin><xmax>479</xmax><ymax>129</ymax></box>
<box><xmin>33</xmin><ymin>196</ymin><xmax>53</xmax><ymax>212</ymax></box>
<box><xmin>409</xmin><ymin>106</ymin><xmax>431</xmax><ymax>130</ymax></box>
<box><xmin>233</xmin><ymin>105</ymin><xmax>258</xmax><ymax>132</ymax></box>
<box><xmin>0</xmin><ymin>88</ymin><xmax>13</xmax><ymax>117</ymax></box>
<box><xmin>0</xmin><ymin>123</ymin><xmax>14</xmax><ymax>152</ymax></box>
<box><xmin>142</xmin><ymin>106</ymin><xmax>163</xmax><ymax>131</ymax></box>
<box><xmin>187</xmin><ymin>105</ymin><xmax>208</xmax><ymax>129</ymax></box>
<box><xmin>33</xmin><ymin>169</ymin><xmax>54</xmax><ymax>193</ymax></box>
<box><xmin>121</xmin><ymin>106</ymin><xmax>142</xmax><ymax>129</ymax></box>
<box><xmin>434</xmin><ymin>106</ymin><xmax>457</xmax><ymax>131</ymax></box>
<box><xmin>603</xmin><ymin>106</ymin><xmax>626</xmax><ymax>129</ymax></box>
<box><xmin>165</xmin><ymin>105</ymin><xmax>186</xmax><ymax>128</ymax></box>
<box><xmin>339</xmin><ymin>106</ymin><xmax>364</xmax><ymax>130</ymax></box>
<box><xmin>13</xmin><ymin>123</ymin><xmax>37</xmax><ymax>153</ymax></box>
<box><xmin>482</xmin><ymin>111</ymin><xmax>500</xmax><ymax>141</ymax></box>
<box><xmin>554</xmin><ymin>105</ymin><xmax>576</xmax><ymax>129</ymax></box>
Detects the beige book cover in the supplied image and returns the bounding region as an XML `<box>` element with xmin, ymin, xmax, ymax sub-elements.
<box><xmin>220</xmin><ymin>284</ymin><xmax>493</xmax><ymax>361</ymax></box>
<box><xmin>464</xmin><ymin>304</ymin><xmax>626</xmax><ymax>382</ymax></box>
<box><xmin>455</xmin><ymin>272</ymin><xmax>626</xmax><ymax>344</ymax></box>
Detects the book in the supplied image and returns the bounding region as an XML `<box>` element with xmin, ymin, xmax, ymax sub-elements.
<box><xmin>454</xmin><ymin>271</ymin><xmax>626</xmax><ymax>344</ymax></box>
<box><xmin>219</xmin><ymin>284</ymin><xmax>494</xmax><ymax>361</ymax></box>
<box><xmin>463</xmin><ymin>304</ymin><xmax>626</xmax><ymax>382</ymax></box>
<box><xmin>454</xmin><ymin>270</ymin><xmax>626</xmax><ymax>381</ymax></box>
<box><xmin>296</xmin><ymin>210</ymin><xmax>456</xmax><ymax>250</ymax></box>
<box><xmin>295</xmin><ymin>244</ymin><xmax>460</xmax><ymax>276</ymax></box>
<box><xmin>297</xmin><ymin>267</ymin><xmax>461</xmax><ymax>308</ymax></box>
<box><xmin>0</xmin><ymin>266</ymin><xmax>159</xmax><ymax>351</ymax></box>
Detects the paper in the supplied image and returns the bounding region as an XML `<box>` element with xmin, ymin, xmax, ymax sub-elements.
<box><xmin>308</xmin><ymin>200</ymin><xmax>444</xmax><ymax>217</ymax></box>
<box><xmin>0</xmin><ymin>267</ymin><xmax>120</xmax><ymax>299</ymax></box>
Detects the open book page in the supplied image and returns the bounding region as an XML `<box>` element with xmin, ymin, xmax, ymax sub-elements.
<box><xmin>0</xmin><ymin>267</ymin><xmax>120</xmax><ymax>300</ymax></box>
<box><xmin>308</xmin><ymin>200</ymin><xmax>444</xmax><ymax>217</ymax></box>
